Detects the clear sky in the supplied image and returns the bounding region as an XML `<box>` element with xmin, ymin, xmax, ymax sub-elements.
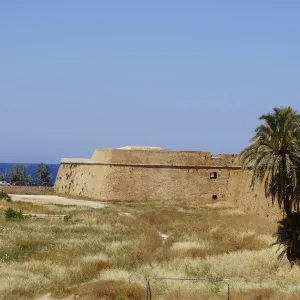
<box><xmin>1</xmin><ymin>1</ymin><xmax>299</xmax><ymax>163</ymax></box>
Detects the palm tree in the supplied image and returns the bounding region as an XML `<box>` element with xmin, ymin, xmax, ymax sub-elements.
<box><xmin>240</xmin><ymin>107</ymin><xmax>300</xmax><ymax>265</ymax></box>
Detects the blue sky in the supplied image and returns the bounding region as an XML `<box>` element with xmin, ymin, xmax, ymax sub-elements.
<box><xmin>1</xmin><ymin>1</ymin><xmax>299</xmax><ymax>163</ymax></box>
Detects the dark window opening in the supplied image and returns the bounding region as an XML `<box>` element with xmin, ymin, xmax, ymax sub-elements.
<box><xmin>212</xmin><ymin>195</ymin><xmax>218</xmax><ymax>200</ymax></box>
<box><xmin>210</xmin><ymin>172</ymin><xmax>217</xmax><ymax>179</ymax></box>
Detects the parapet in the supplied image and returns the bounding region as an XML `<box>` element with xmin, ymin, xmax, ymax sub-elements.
<box><xmin>60</xmin><ymin>147</ymin><xmax>239</xmax><ymax>168</ymax></box>
<box><xmin>60</xmin><ymin>158</ymin><xmax>92</xmax><ymax>164</ymax></box>
<box><xmin>118</xmin><ymin>146</ymin><xmax>165</xmax><ymax>150</ymax></box>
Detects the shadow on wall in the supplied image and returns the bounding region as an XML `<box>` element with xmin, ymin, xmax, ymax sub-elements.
<box><xmin>225</xmin><ymin>169</ymin><xmax>283</xmax><ymax>222</ymax></box>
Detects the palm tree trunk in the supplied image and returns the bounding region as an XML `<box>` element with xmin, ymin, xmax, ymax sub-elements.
<box><xmin>281</xmin><ymin>156</ymin><xmax>299</xmax><ymax>264</ymax></box>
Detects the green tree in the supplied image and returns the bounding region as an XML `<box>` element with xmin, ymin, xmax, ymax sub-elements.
<box><xmin>24</xmin><ymin>174</ymin><xmax>32</xmax><ymax>183</ymax></box>
<box><xmin>240</xmin><ymin>107</ymin><xmax>300</xmax><ymax>265</ymax></box>
<box><xmin>10</xmin><ymin>164</ymin><xmax>30</xmax><ymax>182</ymax></box>
<box><xmin>35</xmin><ymin>163</ymin><xmax>51</xmax><ymax>184</ymax></box>
<box><xmin>0</xmin><ymin>173</ymin><xmax>7</xmax><ymax>181</ymax></box>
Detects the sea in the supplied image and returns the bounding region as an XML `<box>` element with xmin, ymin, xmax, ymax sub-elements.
<box><xmin>0</xmin><ymin>163</ymin><xmax>60</xmax><ymax>184</ymax></box>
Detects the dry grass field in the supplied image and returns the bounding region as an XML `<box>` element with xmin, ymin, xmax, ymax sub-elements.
<box><xmin>0</xmin><ymin>198</ymin><xmax>300</xmax><ymax>300</ymax></box>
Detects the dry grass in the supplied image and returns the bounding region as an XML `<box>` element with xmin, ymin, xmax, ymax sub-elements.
<box><xmin>0</xmin><ymin>198</ymin><xmax>299</xmax><ymax>299</ymax></box>
<box><xmin>75</xmin><ymin>280</ymin><xmax>144</xmax><ymax>300</ymax></box>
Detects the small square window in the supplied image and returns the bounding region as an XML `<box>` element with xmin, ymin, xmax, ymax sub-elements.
<box><xmin>210</xmin><ymin>172</ymin><xmax>217</xmax><ymax>179</ymax></box>
<box><xmin>212</xmin><ymin>195</ymin><xmax>218</xmax><ymax>200</ymax></box>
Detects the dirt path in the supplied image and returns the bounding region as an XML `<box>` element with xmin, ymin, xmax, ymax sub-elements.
<box><xmin>10</xmin><ymin>194</ymin><xmax>109</xmax><ymax>208</ymax></box>
<box><xmin>35</xmin><ymin>294</ymin><xmax>74</xmax><ymax>300</ymax></box>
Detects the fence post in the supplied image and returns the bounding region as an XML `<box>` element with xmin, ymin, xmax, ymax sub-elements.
<box><xmin>228</xmin><ymin>284</ymin><xmax>230</xmax><ymax>300</ymax></box>
<box><xmin>146</xmin><ymin>279</ymin><xmax>151</xmax><ymax>300</ymax></box>
<box><xmin>145</xmin><ymin>279</ymin><xmax>148</xmax><ymax>300</ymax></box>
<box><xmin>145</xmin><ymin>277</ymin><xmax>228</xmax><ymax>299</ymax></box>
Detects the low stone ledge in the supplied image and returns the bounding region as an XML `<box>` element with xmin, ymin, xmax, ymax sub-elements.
<box><xmin>23</xmin><ymin>214</ymin><xmax>68</xmax><ymax>221</ymax></box>
<box><xmin>0</xmin><ymin>186</ymin><xmax>54</xmax><ymax>195</ymax></box>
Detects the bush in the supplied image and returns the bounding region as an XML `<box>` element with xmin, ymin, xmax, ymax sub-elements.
<box><xmin>116</xmin><ymin>293</ymin><xmax>128</xmax><ymax>300</ymax></box>
<box><xmin>5</xmin><ymin>207</ymin><xmax>24</xmax><ymax>220</ymax></box>
<box><xmin>0</xmin><ymin>191</ymin><xmax>11</xmax><ymax>202</ymax></box>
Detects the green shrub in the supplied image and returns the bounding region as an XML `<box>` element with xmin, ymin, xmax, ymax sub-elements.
<box><xmin>5</xmin><ymin>207</ymin><xmax>24</xmax><ymax>220</ymax></box>
<box><xmin>0</xmin><ymin>191</ymin><xmax>11</xmax><ymax>202</ymax></box>
<box><xmin>116</xmin><ymin>293</ymin><xmax>128</xmax><ymax>300</ymax></box>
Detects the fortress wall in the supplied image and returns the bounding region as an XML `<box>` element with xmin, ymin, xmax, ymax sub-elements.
<box><xmin>54</xmin><ymin>148</ymin><xmax>288</xmax><ymax>220</ymax></box>
<box><xmin>55</xmin><ymin>163</ymin><xmax>231</xmax><ymax>201</ymax></box>
<box><xmin>225</xmin><ymin>169</ymin><xmax>283</xmax><ymax>222</ymax></box>
<box><xmin>55</xmin><ymin>150</ymin><xmax>234</xmax><ymax>201</ymax></box>
<box><xmin>55</xmin><ymin>163</ymin><xmax>97</xmax><ymax>198</ymax></box>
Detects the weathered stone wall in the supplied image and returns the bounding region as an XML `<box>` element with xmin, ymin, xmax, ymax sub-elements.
<box><xmin>55</xmin><ymin>164</ymin><xmax>231</xmax><ymax>201</ymax></box>
<box><xmin>225</xmin><ymin>169</ymin><xmax>283</xmax><ymax>222</ymax></box>
<box><xmin>55</xmin><ymin>149</ymin><xmax>235</xmax><ymax>202</ymax></box>
<box><xmin>54</xmin><ymin>148</ymin><xmax>287</xmax><ymax>221</ymax></box>
<box><xmin>0</xmin><ymin>186</ymin><xmax>54</xmax><ymax>195</ymax></box>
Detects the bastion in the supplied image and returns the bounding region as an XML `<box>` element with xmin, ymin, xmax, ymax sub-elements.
<box><xmin>55</xmin><ymin>146</ymin><xmax>240</xmax><ymax>201</ymax></box>
<box><xmin>54</xmin><ymin>146</ymin><xmax>283</xmax><ymax>221</ymax></box>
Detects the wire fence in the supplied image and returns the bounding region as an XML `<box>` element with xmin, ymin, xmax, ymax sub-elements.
<box><xmin>145</xmin><ymin>276</ymin><xmax>230</xmax><ymax>300</ymax></box>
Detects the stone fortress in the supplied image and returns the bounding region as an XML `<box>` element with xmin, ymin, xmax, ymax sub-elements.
<box><xmin>54</xmin><ymin>146</ymin><xmax>283</xmax><ymax>221</ymax></box>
